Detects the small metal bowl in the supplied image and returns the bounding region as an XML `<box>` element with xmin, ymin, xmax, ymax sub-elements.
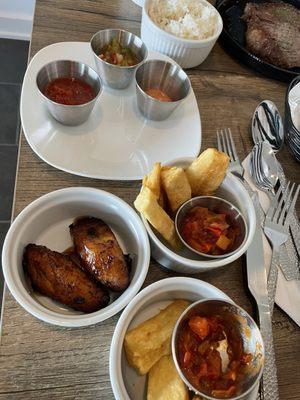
<box><xmin>36</xmin><ymin>60</ymin><xmax>102</xmax><ymax>126</ymax></box>
<box><xmin>90</xmin><ymin>29</ymin><xmax>148</xmax><ymax>90</ymax></box>
<box><xmin>135</xmin><ymin>59</ymin><xmax>191</xmax><ymax>121</ymax></box>
<box><xmin>175</xmin><ymin>196</ymin><xmax>247</xmax><ymax>259</ymax></box>
<box><xmin>172</xmin><ymin>299</ymin><xmax>264</xmax><ymax>400</ymax></box>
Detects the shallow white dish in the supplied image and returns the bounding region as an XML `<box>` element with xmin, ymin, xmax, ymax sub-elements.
<box><xmin>20</xmin><ymin>42</ymin><xmax>201</xmax><ymax>180</ymax></box>
<box><xmin>109</xmin><ymin>277</ymin><xmax>231</xmax><ymax>400</ymax></box>
<box><xmin>2</xmin><ymin>187</ymin><xmax>150</xmax><ymax>327</ymax></box>
<box><xmin>140</xmin><ymin>157</ymin><xmax>256</xmax><ymax>273</ymax></box>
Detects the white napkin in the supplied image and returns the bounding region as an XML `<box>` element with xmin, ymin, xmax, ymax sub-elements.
<box><xmin>289</xmin><ymin>81</ymin><xmax>300</xmax><ymax>131</ymax></box>
<box><xmin>242</xmin><ymin>155</ymin><xmax>300</xmax><ymax>327</ymax></box>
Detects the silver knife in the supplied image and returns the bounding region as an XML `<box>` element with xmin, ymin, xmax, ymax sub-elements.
<box><xmin>246</xmin><ymin>192</ymin><xmax>279</xmax><ymax>400</ymax></box>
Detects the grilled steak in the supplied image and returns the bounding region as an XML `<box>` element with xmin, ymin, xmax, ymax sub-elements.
<box><xmin>242</xmin><ymin>2</ymin><xmax>300</xmax><ymax>69</ymax></box>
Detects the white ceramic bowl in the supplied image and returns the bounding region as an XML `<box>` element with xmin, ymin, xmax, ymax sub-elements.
<box><xmin>140</xmin><ymin>157</ymin><xmax>256</xmax><ymax>274</ymax></box>
<box><xmin>141</xmin><ymin>0</ymin><xmax>223</xmax><ymax>68</ymax></box>
<box><xmin>109</xmin><ymin>277</ymin><xmax>231</xmax><ymax>400</ymax></box>
<box><xmin>2</xmin><ymin>187</ymin><xmax>150</xmax><ymax>327</ymax></box>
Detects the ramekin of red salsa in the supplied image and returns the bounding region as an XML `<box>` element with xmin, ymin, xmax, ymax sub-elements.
<box><xmin>172</xmin><ymin>299</ymin><xmax>264</xmax><ymax>399</ymax></box>
<box><xmin>43</xmin><ymin>77</ymin><xmax>96</xmax><ymax>106</ymax></box>
<box><xmin>36</xmin><ymin>60</ymin><xmax>102</xmax><ymax>126</ymax></box>
<box><xmin>175</xmin><ymin>196</ymin><xmax>247</xmax><ymax>258</ymax></box>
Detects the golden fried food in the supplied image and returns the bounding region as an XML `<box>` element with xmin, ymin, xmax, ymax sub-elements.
<box><xmin>161</xmin><ymin>166</ymin><xmax>191</xmax><ymax>212</ymax></box>
<box><xmin>23</xmin><ymin>244</ymin><xmax>110</xmax><ymax>313</ymax></box>
<box><xmin>124</xmin><ymin>300</ymin><xmax>190</xmax><ymax>375</ymax></box>
<box><xmin>147</xmin><ymin>355</ymin><xmax>189</xmax><ymax>400</ymax></box>
<box><xmin>143</xmin><ymin>162</ymin><xmax>161</xmax><ymax>199</ymax></box>
<box><xmin>70</xmin><ymin>217</ymin><xmax>130</xmax><ymax>292</ymax></box>
<box><xmin>185</xmin><ymin>148</ymin><xmax>229</xmax><ymax>195</ymax></box>
<box><xmin>134</xmin><ymin>186</ymin><xmax>180</xmax><ymax>249</ymax></box>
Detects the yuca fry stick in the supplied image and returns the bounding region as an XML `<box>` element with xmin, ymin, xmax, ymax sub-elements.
<box><xmin>143</xmin><ymin>162</ymin><xmax>161</xmax><ymax>199</ymax></box>
<box><xmin>161</xmin><ymin>166</ymin><xmax>191</xmax><ymax>212</ymax></box>
<box><xmin>134</xmin><ymin>186</ymin><xmax>180</xmax><ymax>249</ymax></box>
<box><xmin>124</xmin><ymin>300</ymin><xmax>190</xmax><ymax>375</ymax></box>
<box><xmin>147</xmin><ymin>355</ymin><xmax>189</xmax><ymax>400</ymax></box>
<box><xmin>185</xmin><ymin>148</ymin><xmax>229</xmax><ymax>196</ymax></box>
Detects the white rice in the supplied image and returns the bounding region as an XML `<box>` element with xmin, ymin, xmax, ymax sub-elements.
<box><xmin>148</xmin><ymin>0</ymin><xmax>218</xmax><ymax>40</ymax></box>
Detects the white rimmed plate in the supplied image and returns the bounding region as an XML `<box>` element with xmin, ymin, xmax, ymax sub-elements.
<box><xmin>1</xmin><ymin>187</ymin><xmax>150</xmax><ymax>327</ymax></box>
<box><xmin>20</xmin><ymin>42</ymin><xmax>201</xmax><ymax>180</ymax></box>
<box><xmin>109</xmin><ymin>277</ymin><xmax>232</xmax><ymax>400</ymax></box>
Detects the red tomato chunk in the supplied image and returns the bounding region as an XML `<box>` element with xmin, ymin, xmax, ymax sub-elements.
<box><xmin>180</xmin><ymin>206</ymin><xmax>240</xmax><ymax>255</ymax></box>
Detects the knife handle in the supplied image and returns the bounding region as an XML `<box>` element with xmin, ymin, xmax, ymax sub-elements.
<box><xmin>267</xmin><ymin>249</ymin><xmax>279</xmax><ymax>316</ymax></box>
<box><xmin>259</xmin><ymin>308</ymin><xmax>280</xmax><ymax>400</ymax></box>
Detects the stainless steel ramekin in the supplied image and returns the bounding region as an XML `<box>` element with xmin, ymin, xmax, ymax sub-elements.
<box><xmin>135</xmin><ymin>59</ymin><xmax>191</xmax><ymax>121</ymax></box>
<box><xmin>90</xmin><ymin>29</ymin><xmax>148</xmax><ymax>89</ymax></box>
<box><xmin>172</xmin><ymin>299</ymin><xmax>264</xmax><ymax>400</ymax></box>
<box><xmin>36</xmin><ymin>60</ymin><xmax>102</xmax><ymax>126</ymax></box>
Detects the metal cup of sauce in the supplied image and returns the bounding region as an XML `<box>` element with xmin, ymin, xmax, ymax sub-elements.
<box><xmin>135</xmin><ymin>59</ymin><xmax>191</xmax><ymax>121</ymax></box>
<box><xmin>172</xmin><ymin>299</ymin><xmax>264</xmax><ymax>400</ymax></box>
<box><xmin>90</xmin><ymin>29</ymin><xmax>148</xmax><ymax>90</ymax></box>
<box><xmin>175</xmin><ymin>196</ymin><xmax>248</xmax><ymax>259</ymax></box>
<box><xmin>36</xmin><ymin>60</ymin><xmax>102</xmax><ymax>126</ymax></box>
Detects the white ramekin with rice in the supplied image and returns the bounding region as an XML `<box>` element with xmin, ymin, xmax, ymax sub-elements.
<box><xmin>141</xmin><ymin>0</ymin><xmax>223</xmax><ymax>68</ymax></box>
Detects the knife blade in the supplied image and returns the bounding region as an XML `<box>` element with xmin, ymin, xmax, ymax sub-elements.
<box><xmin>246</xmin><ymin>192</ymin><xmax>279</xmax><ymax>400</ymax></box>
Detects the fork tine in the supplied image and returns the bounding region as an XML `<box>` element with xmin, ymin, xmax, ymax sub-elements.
<box><xmin>220</xmin><ymin>129</ymin><xmax>228</xmax><ymax>156</ymax></box>
<box><xmin>278</xmin><ymin>182</ymin><xmax>294</xmax><ymax>225</ymax></box>
<box><xmin>284</xmin><ymin>184</ymin><xmax>300</xmax><ymax>227</ymax></box>
<box><xmin>278</xmin><ymin>182</ymin><xmax>295</xmax><ymax>225</ymax></box>
<box><xmin>266</xmin><ymin>181</ymin><xmax>284</xmax><ymax>220</ymax></box>
<box><xmin>217</xmin><ymin>130</ymin><xmax>222</xmax><ymax>152</ymax></box>
<box><xmin>272</xmin><ymin>185</ymin><xmax>286</xmax><ymax>223</ymax></box>
<box><xmin>228</xmin><ymin>128</ymin><xmax>238</xmax><ymax>161</ymax></box>
<box><xmin>224</xmin><ymin>128</ymin><xmax>234</xmax><ymax>161</ymax></box>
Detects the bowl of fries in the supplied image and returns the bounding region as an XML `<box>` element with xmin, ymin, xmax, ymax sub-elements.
<box><xmin>134</xmin><ymin>148</ymin><xmax>256</xmax><ymax>273</ymax></box>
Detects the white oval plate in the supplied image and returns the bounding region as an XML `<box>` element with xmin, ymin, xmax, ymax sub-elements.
<box><xmin>20</xmin><ymin>42</ymin><xmax>201</xmax><ymax>180</ymax></box>
<box><xmin>109</xmin><ymin>277</ymin><xmax>231</xmax><ymax>400</ymax></box>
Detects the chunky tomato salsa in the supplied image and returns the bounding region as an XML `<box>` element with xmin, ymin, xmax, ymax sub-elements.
<box><xmin>43</xmin><ymin>77</ymin><xmax>95</xmax><ymax>105</ymax></box>
<box><xmin>180</xmin><ymin>206</ymin><xmax>240</xmax><ymax>255</ymax></box>
<box><xmin>177</xmin><ymin>315</ymin><xmax>252</xmax><ymax>398</ymax></box>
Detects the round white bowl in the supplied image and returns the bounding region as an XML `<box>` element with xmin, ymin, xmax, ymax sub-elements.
<box><xmin>141</xmin><ymin>0</ymin><xmax>223</xmax><ymax>68</ymax></box>
<box><xmin>109</xmin><ymin>277</ymin><xmax>231</xmax><ymax>400</ymax></box>
<box><xmin>2</xmin><ymin>187</ymin><xmax>150</xmax><ymax>327</ymax></box>
<box><xmin>140</xmin><ymin>157</ymin><xmax>256</xmax><ymax>274</ymax></box>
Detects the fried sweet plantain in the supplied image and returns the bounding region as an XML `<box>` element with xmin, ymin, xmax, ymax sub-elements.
<box><xmin>70</xmin><ymin>217</ymin><xmax>130</xmax><ymax>292</ymax></box>
<box><xmin>23</xmin><ymin>244</ymin><xmax>110</xmax><ymax>313</ymax></box>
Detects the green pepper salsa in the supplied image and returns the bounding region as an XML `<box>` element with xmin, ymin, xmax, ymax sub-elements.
<box><xmin>99</xmin><ymin>38</ymin><xmax>139</xmax><ymax>66</ymax></box>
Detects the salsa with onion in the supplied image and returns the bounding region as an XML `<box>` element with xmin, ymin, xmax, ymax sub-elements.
<box><xmin>99</xmin><ymin>38</ymin><xmax>139</xmax><ymax>66</ymax></box>
<box><xmin>177</xmin><ymin>314</ymin><xmax>252</xmax><ymax>398</ymax></box>
<box><xmin>43</xmin><ymin>77</ymin><xmax>95</xmax><ymax>105</ymax></box>
<box><xmin>180</xmin><ymin>206</ymin><xmax>240</xmax><ymax>255</ymax></box>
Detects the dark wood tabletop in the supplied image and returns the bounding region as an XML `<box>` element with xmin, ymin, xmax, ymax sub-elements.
<box><xmin>0</xmin><ymin>1</ymin><xmax>299</xmax><ymax>399</ymax></box>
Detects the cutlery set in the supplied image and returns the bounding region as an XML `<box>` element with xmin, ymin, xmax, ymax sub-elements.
<box><xmin>217</xmin><ymin>104</ymin><xmax>299</xmax><ymax>400</ymax></box>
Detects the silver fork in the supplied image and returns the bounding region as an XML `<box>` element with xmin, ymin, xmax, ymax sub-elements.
<box><xmin>217</xmin><ymin>128</ymin><xmax>244</xmax><ymax>178</ymax></box>
<box><xmin>217</xmin><ymin>128</ymin><xmax>264</xmax><ymax>223</ymax></box>
<box><xmin>264</xmin><ymin>181</ymin><xmax>300</xmax><ymax>315</ymax></box>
